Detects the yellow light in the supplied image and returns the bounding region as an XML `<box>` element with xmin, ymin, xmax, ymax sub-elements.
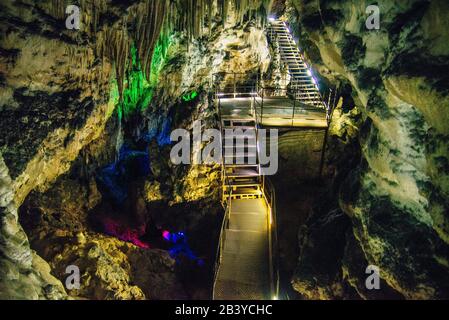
<box><xmin>273</xmin><ymin>295</ymin><xmax>278</xmax><ymax>300</ymax></box>
<box><xmin>268</xmin><ymin>208</ymin><xmax>273</xmax><ymax>226</ymax></box>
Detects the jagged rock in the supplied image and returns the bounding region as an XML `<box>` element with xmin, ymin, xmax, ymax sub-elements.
<box><xmin>128</xmin><ymin>249</ymin><xmax>188</xmax><ymax>300</ymax></box>
<box><xmin>34</xmin><ymin>231</ymin><xmax>186</xmax><ymax>300</ymax></box>
<box><xmin>1</xmin><ymin>0</ymin><xmax>272</xmax><ymax>299</ymax></box>
<box><xmin>341</xmin><ymin>229</ymin><xmax>403</xmax><ymax>300</ymax></box>
<box><xmin>0</xmin><ymin>156</ymin><xmax>67</xmax><ymax>299</ymax></box>
<box><xmin>145</xmin><ymin>180</ymin><xmax>164</xmax><ymax>202</ymax></box>
<box><xmin>288</xmin><ymin>0</ymin><xmax>449</xmax><ymax>298</ymax></box>
<box><xmin>292</xmin><ymin>208</ymin><xmax>351</xmax><ymax>299</ymax></box>
<box><xmin>48</xmin><ymin>233</ymin><xmax>146</xmax><ymax>300</ymax></box>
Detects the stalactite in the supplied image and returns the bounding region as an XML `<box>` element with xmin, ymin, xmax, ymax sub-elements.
<box><xmin>42</xmin><ymin>0</ymin><xmax>272</xmax><ymax>99</ymax></box>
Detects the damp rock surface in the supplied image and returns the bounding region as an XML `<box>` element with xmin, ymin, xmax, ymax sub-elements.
<box><xmin>288</xmin><ymin>0</ymin><xmax>449</xmax><ymax>299</ymax></box>
<box><xmin>0</xmin><ymin>0</ymin><xmax>272</xmax><ymax>299</ymax></box>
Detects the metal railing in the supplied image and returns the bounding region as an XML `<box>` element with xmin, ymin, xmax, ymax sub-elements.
<box><xmin>211</xmin><ymin>87</ymin><xmax>234</xmax><ymax>298</ymax></box>
<box><xmin>213</xmin><ymin>71</ymin><xmax>329</xmax><ymax>125</ymax></box>
<box><xmin>211</xmin><ymin>187</ymin><xmax>232</xmax><ymax>299</ymax></box>
<box><xmin>262</xmin><ymin>176</ymin><xmax>280</xmax><ymax>299</ymax></box>
<box><xmin>211</xmin><ymin>69</ymin><xmax>335</xmax><ymax>299</ymax></box>
<box><xmin>266</xmin><ymin>21</ymin><xmax>328</xmax><ymax>109</ymax></box>
<box><xmin>254</xmin><ymin>85</ymin><xmax>327</xmax><ymax>127</ymax></box>
<box><xmin>213</xmin><ymin>72</ymin><xmax>260</xmax><ymax>98</ymax></box>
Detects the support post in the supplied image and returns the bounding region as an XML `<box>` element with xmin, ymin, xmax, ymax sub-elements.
<box><xmin>318</xmin><ymin>126</ymin><xmax>329</xmax><ymax>179</ymax></box>
<box><xmin>319</xmin><ymin>87</ymin><xmax>338</xmax><ymax>178</ymax></box>
<box><xmin>292</xmin><ymin>96</ymin><xmax>296</xmax><ymax>127</ymax></box>
<box><xmin>260</xmin><ymin>88</ymin><xmax>265</xmax><ymax>126</ymax></box>
<box><xmin>233</xmin><ymin>72</ymin><xmax>236</xmax><ymax>99</ymax></box>
<box><xmin>256</xmin><ymin>72</ymin><xmax>259</xmax><ymax>94</ymax></box>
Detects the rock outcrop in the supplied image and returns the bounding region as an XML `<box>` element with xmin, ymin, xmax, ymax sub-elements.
<box><xmin>288</xmin><ymin>0</ymin><xmax>449</xmax><ymax>299</ymax></box>
<box><xmin>0</xmin><ymin>156</ymin><xmax>67</xmax><ymax>299</ymax></box>
<box><xmin>0</xmin><ymin>0</ymin><xmax>273</xmax><ymax>299</ymax></box>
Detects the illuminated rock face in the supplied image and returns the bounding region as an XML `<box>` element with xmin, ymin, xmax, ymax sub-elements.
<box><xmin>289</xmin><ymin>0</ymin><xmax>449</xmax><ymax>299</ymax></box>
<box><xmin>0</xmin><ymin>1</ymin><xmax>271</xmax><ymax>299</ymax></box>
<box><xmin>0</xmin><ymin>156</ymin><xmax>67</xmax><ymax>299</ymax></box>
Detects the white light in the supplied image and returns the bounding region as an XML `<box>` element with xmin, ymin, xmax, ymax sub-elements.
<box><xmin>312</xmin><ymin>77</ymin><xmax>317</xmax><ymax>85</ymax></box>
<box><xmin>286</xmin><ymin>27</ymin><xmax>291</xmax><ymax>33</ymax></box>
<box><xmin>307</xmin><ymin>70</ymin><xmax>312</xmax><ymax>77</ymax></box>
<box><xmin>268</xmin><ymin>17</ymin><xmax>275</xmax><ymax>22</ymax></box>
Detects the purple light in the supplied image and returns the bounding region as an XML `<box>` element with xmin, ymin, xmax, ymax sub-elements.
<box><xmin>162</xmin><ymin>230</ymin><xmax>170</xmax><ymax>241</ymax></box>
<box><xmin>102</xmin><ymin>217</ymin><xmax>150</xmax><ymax>248</ymax></box>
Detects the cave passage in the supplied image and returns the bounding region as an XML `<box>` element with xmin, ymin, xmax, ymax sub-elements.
<box><xmin>2</xmin><ymin>0</ymin><xmax>449</xmax><ymax>303</ymax></box>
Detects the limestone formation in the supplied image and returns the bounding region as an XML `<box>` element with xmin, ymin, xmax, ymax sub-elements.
<box><xmin>288</xmin><ymin>0</ymin><xmax>449</xmax><ymax>299</ymax></box>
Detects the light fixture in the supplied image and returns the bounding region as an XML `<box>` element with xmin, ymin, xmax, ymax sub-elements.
<box><xmin>306</xmin><ymin>69</ymin><xmax>312</xmax><ymax>76</ymax></box>
<box><xmin>268</xmin><ymin>16</ymin><xmax>275</xmax><ymax>22</ymax></box>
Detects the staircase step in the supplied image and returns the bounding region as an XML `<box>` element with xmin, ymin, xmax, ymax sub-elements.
<box><xmin>225</xmin><ymin>167</ymin><xmax>260</xmax><ymax>177</ymax></box>
<box><xmin>224</xmin><ymin>152</ymin><xmax>257</xmax><ymax>158</ymax></box>
<box><xmin>229</xmin><ymin>212</ymin><xmax>267</xmax><ymax>231</ymax></box>
<box><xmin>224</xmin><ymin>183</ymin><xmax>260</xmax><ymax>190</ymax></box>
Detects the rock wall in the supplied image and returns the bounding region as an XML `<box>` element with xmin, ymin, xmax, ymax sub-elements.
<box><xmin>288</xmin><ymin>0</ymin><xmax>449</xmax><ymax>299</ymax></box>
<box><xmin>0</xmin><ymin>0</ymin><xmax>272</xmax><ymax>299</ymax></box>
<box><xmin>0</xmin><ymin>156</ymin><xmax>67</xmax><ymax>299</ymax></box>
<box><xmin>275</xmin><ymin>129</ymin><xmax>325</xmax><ymax>182</ymax></box>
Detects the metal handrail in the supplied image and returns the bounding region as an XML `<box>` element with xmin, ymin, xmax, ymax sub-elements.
<box><xmin>273</xmin><ymin>23</ymin><xmax>318</xmax><ymax>107</ymax></box>
<box><xmin>212</xmin><ymin>89</ymin><xmax>232</xmax><ymax>298</ymax></box>
<box><xmin>267</xmin><ymin>21</ymin><xmax>327</xmax><ymax>110</ymax></box>
<box><xmin>214</xmin><ymin>71</ymin><xmax>327</xmax><ymax>131</ymax></box>
<box><xmin>213</xmin><ymin>72</ymin><xmax>281</xmax><ymax>299</ymax></box>
<box><xmin>212</xmin><ymin>188</ymin><xmax>232</xmax><ymax>299</ymax></box>
<box><xmin>262</xmin><ymin>177</ymin><xmax>280</xmax><ymax>299</ymax></box>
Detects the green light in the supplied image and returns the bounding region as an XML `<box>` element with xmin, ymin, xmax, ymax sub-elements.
<box><xmin>115</xmin><ymin>32</ymin><xmax>172</xmax><ymax>120</ymax></box>
<box><xmin>149</xmin><ymin>32</ymin><xmax>172</xmax><ymax>87</ymax></box>
<box><xmin>182</xmin><ymin>91</ymin><xmax>198</xmax><ymax>102</ymax></box>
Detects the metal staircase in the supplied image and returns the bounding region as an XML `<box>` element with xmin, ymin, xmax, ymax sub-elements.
<box><xmin>267</xmin><ymin>20</ymin><xmax>326</xmax><ymax>109</ymax></box>
<box><xmin>221</xmin><ymin>116</ymin><xmax>263</xmax><ymax>201</ymax></box>
<box><xmin>212</xmin><ymin>84</ymin><xmax>279</xmax><ymax>300</ymax></box>
<box><xmin>211</xmin><ymin>20</ymin><xmax>335</xmax><ymax>301</ymax></box>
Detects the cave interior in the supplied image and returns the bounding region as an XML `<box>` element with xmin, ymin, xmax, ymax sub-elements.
<box><xmin>0</xmin><ymin>0</ymin><xmax>449</xmax><ymax>301</ymax></box>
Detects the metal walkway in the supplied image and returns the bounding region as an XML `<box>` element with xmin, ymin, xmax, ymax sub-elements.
<box><xmin>213</xmin><ymin>198</ymin><xmax>270</xmax><ymax>299</ymax></box>
<box><xmin>212</xmin><ymin>90</ymin><xmax>276</xmax><ymax>300</ymax></box>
